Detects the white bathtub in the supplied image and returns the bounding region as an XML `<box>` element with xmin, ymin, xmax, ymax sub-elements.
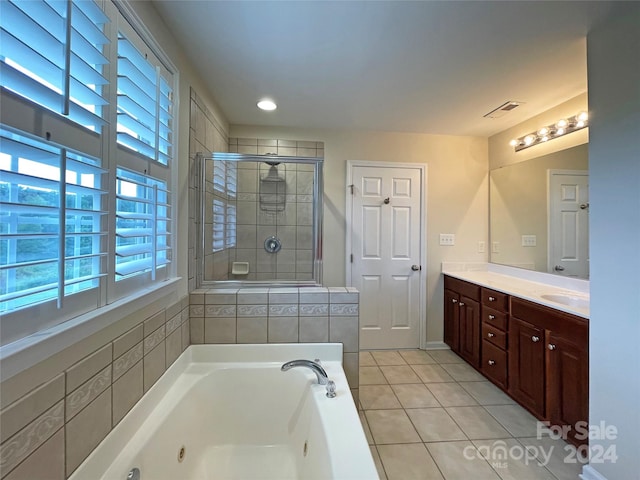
<box><xmin>71</xmin><ymin>343</ymin><xmax>378</xmax><ymax>480</ymax></box>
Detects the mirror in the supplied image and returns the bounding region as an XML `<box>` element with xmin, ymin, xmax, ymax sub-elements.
<box><xmin>490</xmin><ymin>143</ymin><xmax>589</xmax><ymax>279</ymax></box>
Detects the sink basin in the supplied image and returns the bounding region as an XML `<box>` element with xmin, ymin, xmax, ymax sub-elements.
<box><xmin>540</xmin><ymin>293</ymin><xmax>589</xmax><ymax>309</ymax></box>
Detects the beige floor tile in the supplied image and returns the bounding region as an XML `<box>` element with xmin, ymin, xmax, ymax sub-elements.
<box><xmin>380</xmin><ymin>365</ymin><xmax>422</xmax><ymax>384</ymax></box>
<box><xmin>427</xmin><ymin>382</ymin><xmax>478</xmax><ymax>407</ymax></box>
<box><xmin>446</xmin><ymin>406</ymin><xmax>511</xmax><ymax>439</ymax></box>
<box><xmin>426</xmin><ymin>349</ymin><xmax>465</xmax><ymax>364</ymax></box>
<box><xmin>485</xmin><ymin>404</ymin><xmax>543</xmax><ymax>438</ymax></box>
<box><xmin>371</xmin><ymin>351</ymin><xmax>407</xmax><ymax>365</ymax></box>
<box><xmin>359</xmin><ymin>410</ymin><xmax>374</xmax><ymax>445</ymax></box>
<box><xmin>370</xmin><ymin>446</ymin><xmax>388</xmax><ymax>480</ymax></box>
<box><xmin>398</xmin><ymin>350</ymin><xmax>437</xmax><ymax>365</ymax></box>
<box><xmin>360</xmin><ymin>351</ymin><xmax>377</xmax><ymax>366</ymax></box>
<box><xmin>391</xmin><ymin>384</ymin><xmax>440</xmax><ymax>408</ymax></box>
<box><xmin>365</xmin><ymin>409</ymin><xmax>421</xmax><ymax>444</ymax></box>
<box><xmin>377</xmin><ymin>443</ymin><xmax>444</xmax><ymax>480</ymax></box>
<box><xmin>405</xmin><ymin>407</ymin><xmax>467</xmax><ymax>442</ymax></box>
<box><xmin>360</xmin><ymin>385</ymin><xmax>402</xmax><ymax>410</ymax></box>
<box><xmin>411</xmin><ymin>364</ymin><xmax>455</xmax><ymax>383</ymax></box>
<box><xmin>426</xmin><ymin>441</ymin><xmax>501</xmax><ymax>480</ymax></box>
<box><xmin>441</xmin><ymin>362</ymin><xmax>486</xmax><ymax>381</ymax></box>
<box><xmin>472</xmin><ymin>438</ymin><xmax>556</xmax><ymax>480</ymax></box>
<box><xmin>459</xmin><ymin>381</ymin><xmax>516</xmax><ymax>406</ymax></box>
<box><xmin>518</xmin><ymin>437</ymin><xmax>586</xmax><ymax>480</ymax></box>
<box><xmin>360</xmin><ymin>366</ymin><xmax>388</xmax><ymax>385</ymax></box>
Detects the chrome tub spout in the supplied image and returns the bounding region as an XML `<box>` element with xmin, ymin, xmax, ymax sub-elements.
<box><xmin>281</xmin><ymin>359</ymin><xmax>329</xmax><ymax>385</ymax></box>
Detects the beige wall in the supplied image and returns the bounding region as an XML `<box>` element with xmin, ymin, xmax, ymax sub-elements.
<box><xmin>489</xmin><ymin>93</ymin><xmax>588</xmax><ymax>170</ymax></box>
<box><xmin>231</xmin><ymin>126</ymin><xmax>488</xmax><ymax>346</ymax></box>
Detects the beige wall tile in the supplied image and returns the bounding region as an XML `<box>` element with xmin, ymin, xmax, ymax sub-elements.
<box><xmin>204</xmin><ymin>317</ymin><xmax>236</xmax><ymax>344</ymax></box>
<box><xmin>267</xmin><ymin>317</ymin><xmax>299</xmax><ymax>343</ymax></box>
<box><xmin>299</xmin><ymin>316</ymin><xmax>329</xmax><ymax>343</ymax></box>
<box><xmin>165</xmin><ymin>328</ymin><xmax>182</xmax><ymax>368</ymax></box>
<box><xmin>112</xmin><ymin>324</ymin><xmax>143</xmax><ymax>359</ymax></box>
<box><xmin>329</xmin><ymin>316</ymin><xmax>359</xmax><ymax>353</ymax></box>
<box><xmin>181</xmin><ymin>318</ymin><xmax>190</xmax><ymax>352</ymax></box>
<box><xmin>190</xmin><ymin>317</ymin><xmax>204</xmax><ymax>344</ymax></box>
<box><xmin>144</xmin><ymin>325</ymin><xmax>166</xmax><ymax>355</ymax></box>
<box><xmin>0</xmin><ymin>401</ymin><xmax>64</xmax><ymax>475</ymax></box>
<box><xmin>65</xmin><ymin>388</ymin><xmax>112</xmax><ymax>477</ymax></box>
<box><xmin>112</xmin><ymin>361</ymin><xmax>143</xmax><ymax>427</ymax></box>
<box><xmin>277</xmin><ymin>140</ymin><xmax>296</xmax><ymax>148</ymax></box>
<box><xmin>236</xmin><ymin>317</ymin><xmax>268</xmax><ymax>343</ymax></box>
<box><xmin>66</xmin><ymin>365</ymin><xmax>111</xmax><ymax>421</ymax></box>
<box><xmin>0</xmin><ymin>373</ymin><xmax>64</xmax><ymax>444</ymax></box>
<box><xmin>5</xmin><ymin>428</ymin><xmax>65</xmax><ymax>480</ymax></box>
<box><xmin>66</xmin><ymin>344</ymin><xmax>112</xmax><ymax>393</ymax></box>
<box><xmin>113</xmin><ymin>342</ymin><xmax>143</xmax><ymax>381</ymax></box>
<box><xmin>343</xmin><ymin>352</ymin><xmax>359</xmax><ymax>389</ymax></box>
<box><xmin>143</xmin><ymin>310</ymin><xmax>166</xmax><ymax>336</ymax></box>
<box><xmin>143</xmin><ymin>343</ymin><xmax>166</xmax><ymax>392</ymax></box>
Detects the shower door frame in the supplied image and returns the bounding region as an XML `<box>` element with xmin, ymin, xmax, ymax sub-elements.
<box><xmin>197</xmin><ymin>152</ymin><xmax>324</xmax><ymax>287</ymax></box>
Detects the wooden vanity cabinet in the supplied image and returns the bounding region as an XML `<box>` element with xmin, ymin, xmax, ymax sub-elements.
<box><xmin>444</xmin><ymin>277</ymin><xmax>480</xmax><ymax>367</ymax></box>
<box><xmin>510</xmin><ymin>297</ymin><xmax>589</xmax><ymax>447</ymax></box>
<box><xmin>480</xmin><ymin>288</ymin><xmax>509</xmax><ymax>389</ymax></box>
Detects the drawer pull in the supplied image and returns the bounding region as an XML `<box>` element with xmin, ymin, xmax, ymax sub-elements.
<box><xmin>548</xmin><ymin>344</ymin><xmax>557</xmax><ymax>351</ymax></box>
<box><xmin>487</xmin><ymin>332</ymin><xmax>495</xmax><ymax>338</ymax></box>
<box><xmin>531</xmin><ymin>335</ymin><xmax>540</xmax><ymax>342</ymax></box>
<box><xmin>488</xmin><ymin>314</ymin><xmax>496</xmax><ymax>320</ymax></box>
<box><xmin>488</xmin><ymin>296</ymin><xmax>496</xmax><ymax>302</ymax></box>
<box><xmin>452</xmin><ymin>298</ymin><xmax>458</xmax><ymax>303</ymax></box>
<box><xmin>488</xmin><ymin>360</ymin><xmax>496</xmax><ymax>366</ymax></box>
<box><xmin>459</xmin><ymin>302</ymin><xmax>465</xmax><ymax>307</ymax></box>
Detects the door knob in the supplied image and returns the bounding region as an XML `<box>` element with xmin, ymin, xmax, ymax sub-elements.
<box><xmin>383</xmin><ymin>197</ymin><xmax>390</xmax><ymax>204</ymax></box>
<box><xmin>411</xmin><ymin>265</ymin><xmax>421</xmax><ymax>271</ymax></box>
<box><xmin>554</xmin><ymin>265</ymin><xmax>565</xmax><ymax>271</ymax></box>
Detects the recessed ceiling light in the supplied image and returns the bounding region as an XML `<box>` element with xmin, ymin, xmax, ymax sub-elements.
<box><xmin>257</xmin><ymin>99</ymin><xmax>277</xmax><ymax>111</ymax></box>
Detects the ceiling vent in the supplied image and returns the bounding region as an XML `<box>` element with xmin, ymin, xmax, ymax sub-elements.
<box><xmin>484</xmin><ymin>101</ymin><xmax>523</xmax><ymax>119</ymax></box>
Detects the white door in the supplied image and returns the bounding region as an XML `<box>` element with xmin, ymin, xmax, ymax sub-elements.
<box><xmin>548</xmin><ymin>170</ymin><xmax>589</xmax><ymax>277</ymax></box>
<box><xmin>349</xmin><ymin>165</ymin><xmax>424</xmax><ymax>350</ymax></box>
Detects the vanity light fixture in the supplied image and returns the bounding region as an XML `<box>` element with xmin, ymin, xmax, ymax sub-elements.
<box><xmin>509</xmin><ymin>111</ymin><xmax>588</xmax><ymax>152</ymax></box>
<box><xmin>257</xmin><ymin>99</ymin><xmax>277</xmax><ymax>111</ymax></box>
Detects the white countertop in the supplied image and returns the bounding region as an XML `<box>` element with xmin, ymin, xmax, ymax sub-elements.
<box><xmin>442</xmin><ymin>264</ymin><xmax>589</xmax><ymax>319</ymax></box>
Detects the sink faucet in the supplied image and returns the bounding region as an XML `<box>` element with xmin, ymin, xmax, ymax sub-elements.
<box><xmin>281</xmin><ymin>359</ymin><xmax>329</xmax><ymax>385</ymax></box>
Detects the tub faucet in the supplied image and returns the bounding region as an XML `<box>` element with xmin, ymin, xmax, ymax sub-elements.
<box><xmin>281</xmin><ymin>359</ymin><xmax>329</xmax><ymax>385</ymax></box>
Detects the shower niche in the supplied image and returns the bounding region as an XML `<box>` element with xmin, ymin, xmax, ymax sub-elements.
<box><xmin>197</xmin><ymin>153</ymin><xmax>323</xmax><ymax>285</ymax></box>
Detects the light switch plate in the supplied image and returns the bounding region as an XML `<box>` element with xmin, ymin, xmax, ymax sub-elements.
<box><xmin>439</xmin><ymin>234</ymin><xmax>455</xmax><ymax>246</ymax></box>
<box><xmin>492</xmin><ymin>241</ymin><xmax>500</xmax><ymax>253</ymax></box>
<box><xmin>522</xmin><ymin>235</ymin><xmax>537</xmax><ymax>247</ymax></box>
<box><xmin>478</xmin><ymin>241</ymin><xmax>486</xmax><ymax>253</ymax></box>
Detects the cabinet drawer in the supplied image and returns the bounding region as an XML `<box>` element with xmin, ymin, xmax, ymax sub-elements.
<box><xmin>445</xmin><ymin>276</ymin><xmax>480</xmax><ymax>301</ymax></box>
<box><xmin>482</xmin><ymin>322</ymin><xmax>507</xmax><ymax>350</ymax></box>
<box><xmin>482</xmin><ymin>288</ymin><xmax>509</xmax><ymax>312</ymax></box>
<box><xmin>482</xmin><ymin>306</ymin><xmax>508</xmax><ymax>331</ymax></box>
<box><xmin>481</xmin><ymin>340</ymin><xmax>508</xmax><ymax>389</ymax></box>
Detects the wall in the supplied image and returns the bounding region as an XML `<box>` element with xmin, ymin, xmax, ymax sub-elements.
<box><xmin>489</xmin><ymin>93</ymin><xmax>588</xmax><ymax>170</ymax></box>
<box><xmin>585</xmin><ymin>3</ymin><xmax>640</xmax><ymax>479</ymax></box>
<box><xmin>231</xmin><ymin>125</ymin><xmax>488</xmax><ymax>347</ymax></box>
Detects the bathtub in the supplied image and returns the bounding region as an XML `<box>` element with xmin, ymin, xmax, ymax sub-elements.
<box><xmin>70</xmin><ymin>343</ymin><xmax>378</xmax><ymax>480</ymax></box>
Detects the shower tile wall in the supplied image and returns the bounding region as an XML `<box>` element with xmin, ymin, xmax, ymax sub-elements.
<box><xmin>233</xmin><ymin>160</ymin><xmax>318</xmax><ymax>281</ymax></box>
<box><xmin>189</xmin><ymin>88</ymin><xmax>229</xmax><ymax>288</ymax></box>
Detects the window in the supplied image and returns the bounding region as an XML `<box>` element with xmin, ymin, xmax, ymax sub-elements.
<box><xmin>210</xmin><ymin>160</ymin><xmax>236</xmax><ymax>253</ymax></box>
<box><xmin>0</xmin><ymin>0</ymin><xmax>177</xmax><ymax>345</ymax></box>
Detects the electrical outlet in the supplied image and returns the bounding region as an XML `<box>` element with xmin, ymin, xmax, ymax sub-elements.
<box><xmin>439</xmin><ymin>234</ymin><xmax>455</xmax><ymax>246</ymax></box>
<box><xmin>492</xmin><ymin>241</ymin><xmax>500</xmax><ymax>253</ymax></box>
<box><xmin>521</xmin><ymin>235</ymin><xmax>537</xmax><ymax>247</ymax></box>
<box><xmin>478</xmin><ymin>241</ymin><xmax>486</xmax><ymax>253</ymax></box>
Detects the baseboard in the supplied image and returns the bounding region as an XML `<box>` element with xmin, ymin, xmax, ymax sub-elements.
<box><xmin>580</xmin><ymin>465</ymin><xmax>609</xmax><ymax>480</ymax></box>
<box><xmin>424</xmin><ymin>341</ymin><xmax>449</xmax><ymax>350</ymax></box>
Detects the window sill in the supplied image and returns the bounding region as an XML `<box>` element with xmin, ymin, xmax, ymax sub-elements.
<box><xmin>0</xmin><ymin>277</ymin><xmax>182</xmax><ymax>383</ymax></box>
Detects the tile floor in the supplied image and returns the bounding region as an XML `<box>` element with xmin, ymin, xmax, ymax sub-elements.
<box><xmin>359</xmin><ymin>349</ymin><xmax>587</xmax><ymax>480</ymax></box>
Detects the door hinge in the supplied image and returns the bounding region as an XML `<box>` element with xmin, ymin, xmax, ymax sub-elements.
<box><xmin>350</xmin><ymin>254</ymin><xmax>354</xmax><ymax>263</ymax></box>
<box><xmin>348</xmin><ymin>184</ymin><xmax>354</xmax><ymax>195</ymax></box>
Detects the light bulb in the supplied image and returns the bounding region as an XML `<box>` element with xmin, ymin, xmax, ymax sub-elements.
<box><xmin>578</xmin><ymin>111</ymin><xmax>588</xmax><ymax>122</ymax></box>
<box><xmin>576</xmin><ymin>120</ymin><xmax>585</xmax><ymax>128</ymax></box>
<box><xmin>541</xmin><ymin>135</ymin><xmax>549</xmax><ymax>142</ymax></box>
<box><xmin>509</xmin><ymin>139</ymin><xmax>519</xmax><ymax>147</ymax></box>
<box><xmin>524</xmin><ymin>135</ymin><xmax>536</xmax><ymax>146</ymax></box>
<box><xmin>556</xmin><ymin>127</ymin><xmax>565</xmax><ymax>136</ymax></box>
<box><xmin>538</xmin><ymin>127</ymin><xmax>549</xmax><ymax>136</ymax></box>
<box><xmin>257</xmin><ymin>99</ymin><xmax>277</xmax><ymax>111</ymax></box>
<box><xmin>556</xmin><ymin>119</ymin><xmax>568</xmax><ymax>128</ymax></box>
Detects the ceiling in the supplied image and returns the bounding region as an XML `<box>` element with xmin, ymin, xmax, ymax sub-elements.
<box><xmin>152</xmin><ymin>1</ymin><xmax>613</xmax><ymax>137</ymax></box>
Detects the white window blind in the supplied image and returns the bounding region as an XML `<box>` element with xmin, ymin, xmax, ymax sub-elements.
<box><xmin>0</xmin><ymin>127</ymin><xmax>107</xmax><ymax>313</ymax></box>
<box><xmin>0</xmin><ymin>0</ymin><xmax>109</xmax><ymax>131</ymax></box>
<box><xmin>115</xmin><ymin>168</ymin><xmax>171</xmax><ymax>280</ymax></box>
<box><xmin>117</xmin><ymin>31</ymin><xmax>173</xmax><ymax>165</ymax></box>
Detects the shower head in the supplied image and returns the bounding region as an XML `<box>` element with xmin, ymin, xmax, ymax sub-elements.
<box><xmin>265</xmin><ymin>161</ymin><xmax>280</xmax><ymax>166</ymax></box>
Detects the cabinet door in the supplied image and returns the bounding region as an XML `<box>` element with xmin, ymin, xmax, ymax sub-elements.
<box><xmin>509</xmin><ymin>317</ymin><xmax>545</xmax><ymax>416</ymax></box>
<box><xmin>458</xmin><ymin>296</ymin><xmax>480</xmax><ymax>368</ymax></box>
<box><xmin>444</xmin><ymin>289</ymin><xmax>460</xmax><ymax>352</ymax></box>
<box><xmin>546</xmin><ymin>333</ymin><xmax>589</xmax><ymax>447</ymax></box>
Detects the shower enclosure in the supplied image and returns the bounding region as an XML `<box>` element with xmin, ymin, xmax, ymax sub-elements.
<box><xmin>197</xmin><ymin>153</ymin><xmax>323</xmax><ymax>286</ymax></box>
